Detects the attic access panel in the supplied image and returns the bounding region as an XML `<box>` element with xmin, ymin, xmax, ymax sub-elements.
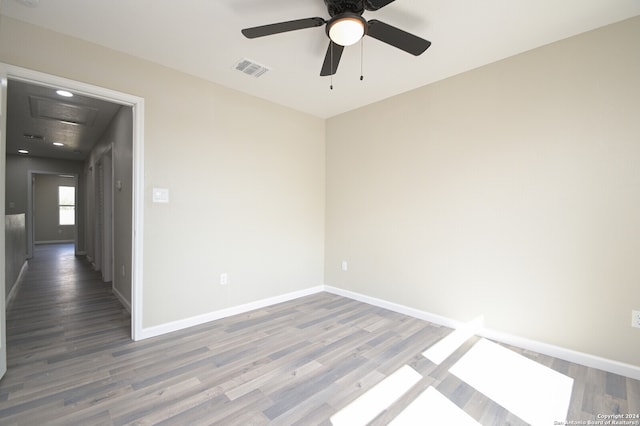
<box><xmin>29</xmin><ymin>95</ymin><xmax>98</xmax><ymax>126</ymax></box>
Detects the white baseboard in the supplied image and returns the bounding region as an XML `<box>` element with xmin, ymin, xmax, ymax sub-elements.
<box><xmin>34</xmin><ymin>240</ymin><xmax>75</xmax><ymax>245</ymax></box>
<box><xmin>324</xmin><ymin>286</ymin><xmax>640</xmax><ymax>381</ymax></box>
<box><xmin>325</xmin><ymin>286</ymin><xmax>465</xmax><ymax>330</ymax></box>
<box><xmin>480</xmin><ymin>328</ymin><xmax>640</xmax><ymax>381</ymax></box>
<box><xmin>132</xmin><ymin>283</ymin><xmax>640</xmax><ymax>380</ymax></box>
<box><xmin>137</xmin><ymin>286</ymin><xmax>325</xmax><ymax>340</ymax></box>
<box><xmin>6</xmin><ymin>260</ymin><xmax>28</xmax><ymax>308</ymax></box>
<box><xmin>112</xmin><ymin>285</ymin><xmax>132</xmax><ymax>313</ymax></box>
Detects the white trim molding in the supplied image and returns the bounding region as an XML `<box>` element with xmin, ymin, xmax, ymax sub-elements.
<box><xmin>325</xmin><ymin>286</ymin><xmax>465</xmax><ymax>330</ymax></box>
<box><xmin>6</xmin><ymin>260</ymin><xmax>28</xmax><ymax>308</ymax></box>
<box><xmin>324</xmin><ymin>286</ymin><xmax>640</xmax><ymax>381</ymax></box>
<box><xmin>112</xmin><ymin>286</ymin><xmax>132</xmax><ymax>314</ymax></box>
<box><xmin>119</xmin><ymin>280</ymin><xmax>640</xmax><ymax>380</ymax></box>
<box><xmin>137</xmin><ymin>286</ymin><xmax>325</xmax><ymax>340</ymax></box>
<box><xmin>480</xmin><ymin>328</ymin><xmax>640</xmax><ymax>382</ymax></box>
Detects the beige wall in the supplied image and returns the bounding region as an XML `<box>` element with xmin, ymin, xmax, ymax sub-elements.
<box><xmin>326</xmin><ymin>16</ymin><xmax>640</xmax><ymax>367</ymax></box>
<box><xmin>0</xmin><ymin>16</ymin><xmax>326</xmax><ymax>328</ymax></box>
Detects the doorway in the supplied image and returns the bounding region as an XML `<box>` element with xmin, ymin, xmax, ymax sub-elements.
<box><xmin>0</xmin><ymin>63</ymin><xmax>145</xmax><ymax>347</ymax></box>
<box><xmin>27</xmin><ymin>172</ymin><xmax>80</xmax><ymax>258</ymax></box>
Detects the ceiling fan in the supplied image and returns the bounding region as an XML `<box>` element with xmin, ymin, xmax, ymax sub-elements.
<box><xmin>241</xmin><ymin>0</ymin><xmax>431</xmax><ymax>77</ymax></box>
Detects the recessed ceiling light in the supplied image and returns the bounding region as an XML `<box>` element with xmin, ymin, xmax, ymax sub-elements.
<box><xmin>56</xmin><ymin>90</ymin><xmax>74</xmax><ymax>97</ymax></box>
<box><xmin>53</xmin><ymin>142</ymin><xmax>65</xmax><ymax>146</ymax></box>
<box><xmin>18</xmin><ymin>149</ymin><xmax>29</xmax><ymax>154</ymax></box>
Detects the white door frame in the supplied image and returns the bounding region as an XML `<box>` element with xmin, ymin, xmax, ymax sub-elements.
<box><xmin>27</xmin><ymin>171</ymin><xmax>79</xmax><ymax>255</ymax></box>
<box><xmin>0</xmin><ymin>65</ymin><xmax>8</xmax><ymax>380</ymax></box>
<box><xmin>99</xmin><ymin>146</ymin><xmax>114</xmax><ymax>283</ymax></box>
<box><xmin>94</xmin><ymin>159</ymin><xmax>103</xmax><ymax>273</ymax></box>
<box><xmin>0</xmin><ymin>63</ymin><xmax>145</xmax><ymax>342</ymax></box>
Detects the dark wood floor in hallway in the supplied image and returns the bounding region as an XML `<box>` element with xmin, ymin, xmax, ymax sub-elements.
<box><xmin>0</xmin><ymin>243</ymin><xmax>638</xmax><ymax>425</ymax></box>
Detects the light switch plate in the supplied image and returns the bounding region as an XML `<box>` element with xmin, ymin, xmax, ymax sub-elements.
<box><xmin>632</xmin><ymin>310</ymin><xmax>640</xmax><ymax>328</ymax></box>
<box><xmin>152</xmin><ymin>187</ymin><xmax>169</xmax><ymax>203</ymax></box>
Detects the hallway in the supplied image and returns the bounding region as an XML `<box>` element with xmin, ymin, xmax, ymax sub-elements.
<box><xmin>6</xmin><ymin>244</ymin><xmax>130</xmax><ymax>360</ymax></box>
<box><xmin>0</xmin><ymin>243</ymin><xmax>131</xmax><ymax>421</ymax></box>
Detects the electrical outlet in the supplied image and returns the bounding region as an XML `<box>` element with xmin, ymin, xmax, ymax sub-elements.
<box><xmin>220</xmin><ymin>273</ymin><xmax>228</xmax><ymax>286</ymax></box>
<box><xmin>632</xmin><ymin>310</ymin><xmax>640</xmax><ymax>329</ymax></box>
<box><xmin>341</xmin><ymin>260</ymin><xmax>348</xmax><ymax>271</ymax></box>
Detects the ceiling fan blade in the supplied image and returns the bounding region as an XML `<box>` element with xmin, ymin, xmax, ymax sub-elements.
<box><xmin>241</xmin><ymin>17</ymin><xmax>325</xmax><ymax>39</ymax></box>
<box><xmin>366</xmin><ymin>19</ymin><xmax>431</xmax><ymax>56</ymax></box>
<box><xmin>320</xmin><ymin>41</ymin><xmax>345</xmax><ymax>76</ymax></box>
<box><xmin>364</xmin><ymin>0</ymin><xmax>396</xmax><ymax>11</ymax></box>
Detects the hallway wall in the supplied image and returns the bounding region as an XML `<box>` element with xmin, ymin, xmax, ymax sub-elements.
<box><xmin>85</xmin><ymin>105</ymin><xmax>133</xmax><ymax>308</ymax></box>
<box><xmin>5</xmin><ymin>155</ymin><xmax>85</xmax><ymax>253</ymax></box>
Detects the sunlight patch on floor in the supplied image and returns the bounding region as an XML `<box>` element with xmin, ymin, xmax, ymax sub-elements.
<box><xmin>330</xmin><ymin>365</ymin><xmax>422</xmax><ymax>426</ymax></box>
<box><xmin>449</xmin><ymin>338</ymin><xmax>574</xmax><ymax>425</ymax></box>
<box><xmin>422</xmin><ymin>316</ymin><xmax>484</xmax><ymax>365</ymax></box>
<box><xmin>389</xmin><ymin>386</ymin><xmax>481</xmax><ymax>426</ymax></box>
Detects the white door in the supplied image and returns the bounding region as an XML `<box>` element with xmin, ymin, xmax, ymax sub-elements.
<box><xmin>0</xmin><ymin>71</ymin><xmax>9</xmax><ymax>380</ymax></box>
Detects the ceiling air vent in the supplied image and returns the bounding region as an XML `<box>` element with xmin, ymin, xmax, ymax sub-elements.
<box><xmin>234</xmin><ymin>58</ymin><xmax>270</xmax><ymax>78</ymax></box>
<box><xmin>23</xmin><ymin>133</ymin><xmax>44</xmax><ymax>141</ymax></box>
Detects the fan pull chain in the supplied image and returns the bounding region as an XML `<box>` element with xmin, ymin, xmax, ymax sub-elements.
<box><xmin>330</xmin><ymin>42</ymin><xmax>334</xmax><ymax>90</ymax></box>
<box><xmin>360</xmin><ymin>38</ymin><xmax>364</xmax><ymax>81</ymax></box>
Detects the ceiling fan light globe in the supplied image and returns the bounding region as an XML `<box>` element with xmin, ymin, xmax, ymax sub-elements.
<box><xmin>329</xmin><ymin>17</ymin><xmax>365</xmax><ymax>46</ymax></box>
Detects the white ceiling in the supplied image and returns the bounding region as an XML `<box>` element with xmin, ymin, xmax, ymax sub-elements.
<box><xmin>2</xmin><ymin>0</ymin><xmax>639</xmax><ymax>118</ymax></box>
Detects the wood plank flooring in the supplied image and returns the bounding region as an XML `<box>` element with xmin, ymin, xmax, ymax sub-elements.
<box><xmin>0</xmin><ymin>243</ymin><xmax>638</xmax><ymax>425</ymax></box>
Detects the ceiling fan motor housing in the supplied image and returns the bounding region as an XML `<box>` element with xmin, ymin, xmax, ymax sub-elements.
<box><xmin>324</xmin><ymin>0</ymin><xmax>365</xmax><ymax>17</ymax></box>
<box><xmin>363</xmin><ymin>0</ymin><xmax>395</xmax><ymax>11</ymax></box>
<box><xmin>323</xmin><ymin>0</ymin><xmax>399</xmax><ymax>16</ymax></box>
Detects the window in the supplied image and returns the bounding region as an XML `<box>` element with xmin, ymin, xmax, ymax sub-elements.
<box><xmin>59</xmin><ymin>186</ymin><xmax>75</xmax><ymax>225</ymax></box>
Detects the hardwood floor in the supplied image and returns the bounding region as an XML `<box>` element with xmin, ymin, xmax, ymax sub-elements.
<box><xmin>0</xmin><ymin>243</ymin><xmax>638</xmax><ymax>425</ymax></box>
